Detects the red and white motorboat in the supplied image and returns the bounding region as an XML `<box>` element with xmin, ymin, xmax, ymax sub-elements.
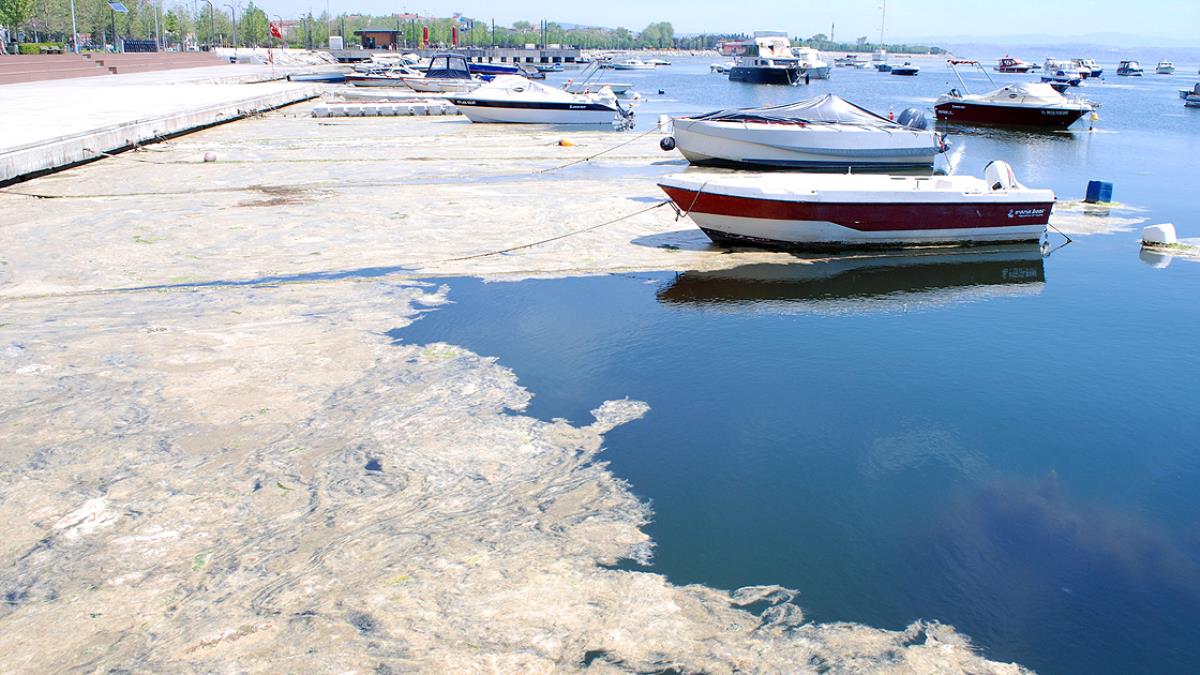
<box><xmin>658</xmin><ymin>161</ymin><xmax>1054</xmax><ymax>250</ymax></box>
<box><xmin>994</xmin><ymin>56</ymin><xmax>1032</xmax><ymax>73</ymax></box>
<box><xmin>936</xmin><ymin>60</ymin><xmax>1094</xmax><ymax>129</ymax></box>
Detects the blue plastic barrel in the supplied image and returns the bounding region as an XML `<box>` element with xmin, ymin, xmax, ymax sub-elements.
<box><xmin>1085</xmin><ymin>180</ymin><xmax>1114</xmax><ymax>204</ymax></box>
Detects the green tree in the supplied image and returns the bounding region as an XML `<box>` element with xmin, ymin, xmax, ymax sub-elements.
<box><xmin>239</xmin><ymin>2</ymin><xmax>266</xmax><ymax>46</ymax></box>
<box><xmin>0</xmin><ymin>0</ymin><xmax>35</xmax><ymax>34</ymax></box>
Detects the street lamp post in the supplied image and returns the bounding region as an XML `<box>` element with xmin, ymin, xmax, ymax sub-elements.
<box><xmin>68</xmin><ymin>0</ymin><xmax>79</xmax><ymax>53</ymax></box>
<box><xmin>203</xmin><ymin>0</ymin><xmax>215</xmax><ymax>51</ymax></box>
<box><xmin>224</xmin><ymin>3</ymin><xmax>238</xmax><ymax>52</ymax></box>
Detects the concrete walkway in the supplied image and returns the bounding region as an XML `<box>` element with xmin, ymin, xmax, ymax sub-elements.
<box><xmin>1</xmin><ymin>65</ymin><xmax>321</xmax><ymax>183</ymax></box>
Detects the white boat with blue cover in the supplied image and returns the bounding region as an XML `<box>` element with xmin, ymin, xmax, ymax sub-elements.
<box><xmin>665</xmin><ymin>94</ymin><xmax>946</xmax><ymax>170</ymax></box>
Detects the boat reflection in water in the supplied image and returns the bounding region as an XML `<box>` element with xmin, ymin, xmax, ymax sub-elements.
<box><xmin>658</xmin><ymin>245</ymin><xmax>1045</xmax><ymax>312</ymax></box>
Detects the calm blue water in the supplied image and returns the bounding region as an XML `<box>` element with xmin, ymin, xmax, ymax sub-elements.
<box><xmin>398</xmin><ymin>58</ymin><xmax>1200</xmax><ymax>674</ymax></box>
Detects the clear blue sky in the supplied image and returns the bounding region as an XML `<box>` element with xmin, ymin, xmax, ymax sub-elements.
<box><xmin>255</xmin><ymin>0</ymin><xmax>1197</xmax><ymax>42</ymax></box>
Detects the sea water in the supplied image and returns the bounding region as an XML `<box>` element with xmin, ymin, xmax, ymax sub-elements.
<box><xmin>399</xmin><ymin>58</ymin><xmax>1200</xmax><ymax>674</ymax></box>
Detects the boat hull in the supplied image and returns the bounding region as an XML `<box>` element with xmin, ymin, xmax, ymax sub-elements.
<box><xmin>449</xmin><ymin>99</ymin><xmax>621</xmax><ymax>124</ymax></box>
<box><xmin>891</xmin><ymin>68</ymin><xmax>919</xmax><ymax>76</ymax></box>
<box><xmin>728</xmin><ymin>66</ymin><xmax>801</xmax><ymax>85</ymax></box>
<box><xmin>935</xmin><ymin>101</ymin><xmax>1088</xmax><ymax>128</ymax></box>
<box><xmin>659</xmin><ymin>185</ymin><xmax>1051</xmax><ymax>249</ymax></box>
<box><xmin>672</xmin><ymin>119</ymin><xmax>942</xmax><ymax>170</ymax></box>
<box><xmin>288</xmin><ymin>72</ymin><xmax>347</xmax><ymax>83</ymax></box>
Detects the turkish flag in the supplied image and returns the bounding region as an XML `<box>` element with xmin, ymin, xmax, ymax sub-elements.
<box><xmin>269</xmin><ymin>23</ymin><xmax>283</xmax><ymax>40</ymax></box>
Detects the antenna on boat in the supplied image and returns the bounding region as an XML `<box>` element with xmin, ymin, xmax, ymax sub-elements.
<box><xmin>879</xmin><ymin>0</ymin><xmax>886</xmax><ymax>46</ymax></box>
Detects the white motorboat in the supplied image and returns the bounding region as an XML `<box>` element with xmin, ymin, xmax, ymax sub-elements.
<box><xmin>353</xmin><ymin>54</ymin><xmax>408</xmax><ymax>73</ymax></box>
<box><xmin>346</xmin><ymin>65</ymin><xmax>424</xmax><ymax>87</ymax></box>
<box><xmin>399</xmin><ymin>53</ymin><xmax>481</xmax><ymax>93</ymax></box>
<box><xmin>612</xmin><ymin>58</ymin><xmax>655</xmax><ymax>70</ymax></box>
<box><xmin>890</xmin><ymin>61</ymin><xmax>919</xmax><ymax>75</ymax></box>
<box><xmin>1186</xmin><ymin>84</ymin><xmax>1200</xmax><ymax>108</ymax></box>
<box><xmin>647</xmin><ymin>58</ymin><xmax>672</xmax><ymax>66</ymax></box>
<box><xmin>792</xmin><ymin>47</ymin><xmax>832</xmax><ymax>79</ymax></box>
<box><xmin>1156</xmin><ymin>60</ymin><xmax>1176</xmax><ymax>74</ymax></box>
<box><xmin>936</xmin><ymin>61</ymin><xmax>1094</xmax><ymax>129</ymax></box>
<box><xmin>1042</xmin><ymin>58</ymin><xmax>1085</xmax><ymax>85</ymax></box>
<box><xmin>663</xmin><ymin>94</ymin><xmax>946</xmax><ymax>170</ymax></box>
<box><xmin>449</xmin><ymin>75</ymin><xmax>633</xmax><ymax>125</ymax></box>
<box><xmin>658</xmin><ymin>160</ymin><xmax>1054</xmax><ymax>250</ymax></box>
<box><xmin>1073</xmin><ymin>57</ymin><xmax>1103</xmax><ymax>77</ymax></box>
<box><xmin>1117</xmin><ymin>60</ymin><xmax>1143</xmax><ymax>76</ymax></box>
<box><xmin>710</xmin><ymin>61</ymin><xmax>735</xmax><ymax>73</ymax></box>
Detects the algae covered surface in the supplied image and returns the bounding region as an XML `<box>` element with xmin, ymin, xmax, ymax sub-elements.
<box><xmin>0</xmin><ymin>104</ymin><xmax>1028</xmax><ymax>672</ymax></box>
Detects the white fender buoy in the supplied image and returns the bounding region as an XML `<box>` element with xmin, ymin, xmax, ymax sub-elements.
<box><xmin>1143</xmin><ymin>223</ymin><xmax>1177</xmax><ymax>246</ymax></box>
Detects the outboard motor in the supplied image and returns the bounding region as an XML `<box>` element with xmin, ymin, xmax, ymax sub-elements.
<box><xmin>983</xmin><ymin>160</ymin><xmax>1022</xmax><ymax>191</ymax></box>
<box><xmin>896</xmin><ymin>107</ymin><xmax>928</xmax><ymax>130</ymax></box>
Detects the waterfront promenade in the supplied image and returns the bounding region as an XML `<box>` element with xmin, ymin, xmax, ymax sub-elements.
<box><xmin>1</xmin><ymin>64</ymin><xmax>320</xmax><ymax>183</ymax></box>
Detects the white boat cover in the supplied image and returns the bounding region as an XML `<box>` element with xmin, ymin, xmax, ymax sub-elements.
<box><xmin>976</xmin><ymin>82</ymin><xmax>1068</xmax><ymax>105</ymax></box>
<box><xmin>464</xmin><ymin>75</ymin><xmax>616</xmax><ymax>105</ymax></box>
<box><xmin>687</xmin><ymin>94</ymin><xmax>900</xmax><ymax>127</ymax></box>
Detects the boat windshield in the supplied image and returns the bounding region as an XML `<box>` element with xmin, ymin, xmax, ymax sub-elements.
<box><xmin>427</xmin><ymin>54</ymin><xmax>472</xmax><ymax>79</ymax></box>
<box><xmin>689</xmin><ymin>94</ymin><xmax>898</xmax><ymax>127</ymax></box>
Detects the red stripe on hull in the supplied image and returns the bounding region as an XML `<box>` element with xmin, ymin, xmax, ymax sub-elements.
<box><xmin>660</xmin><ymin>186</ymin><xmax>1054</xmax><ymax>232</ymax></box>
<box><xmin>935</xmin><ymin>102</ymin><xmax>1087</xmax><ymax>128</ymax></box>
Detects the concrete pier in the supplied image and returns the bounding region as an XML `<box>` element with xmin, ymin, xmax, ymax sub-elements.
<box><xmin>0</xmin><ymin>66</ymin><xmax>320</xmax><ymax>183</ymax></box>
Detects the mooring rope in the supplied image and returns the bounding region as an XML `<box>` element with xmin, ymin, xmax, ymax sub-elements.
<box><xmin>537</xmin><ymin>121</ymin><xmax>665</xmax><ymax>175</ymax></box>
<box><xmin>430</xmin><ymin>199</ymin><xmax>672</xmax><ymax>264</ymax></box>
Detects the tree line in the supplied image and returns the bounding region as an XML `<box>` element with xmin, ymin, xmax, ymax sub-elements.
<box><xmin>2</xmin><ymin>3</ymin><xmax>934</xmax><ymax>54</ymax></box>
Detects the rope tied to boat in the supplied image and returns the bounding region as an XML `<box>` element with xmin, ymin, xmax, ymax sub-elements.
<box><xmin>671</xmin><ymin>181</ymin><xmax>710</xmax><ymax>221</ymax></box>
<box><xmin>537</xmin><ymin>120</ymin><xmax>665</xmax><ymax>175</ymax></box>
<box><xmin>435</xmin><ymin>199</ymin><xmax>673</xmax><ymax>263</ymax></box>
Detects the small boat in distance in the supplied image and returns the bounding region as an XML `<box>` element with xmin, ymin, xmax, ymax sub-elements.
<box><xmin>875</xmin><ymin>63</ymin><xmax>893</xmax><ymax>72</ymax></box>
<box><xmin>1185</xmin><ymin>84</ymin><xmax>1200</xmax><ymax>108</ymax></box>
<box><xmin>1117</xmin><ymin>60</ymin><xmax>1144</xmax><ymax>76</ymax></box>
<box><xmin>727</xmin><ymin>31</ymin><xmax>804</xmax><ymax>85</ymax></box>
<box><xmin>1042</xmin><ymin>58</ymin><xmax>1084</xmax><ymax>86</ymax></box>
<box><xmin>995</xmin><ymin>56</ymin><xmax>1032</xmax><ymax>73</ymax></box>
<box><xmin>648</xmin><ymin>58</ymin><xmax>672</xmax><ymax>66</ymax></box>
<box><xmin>1074</xmin><ymin>58</ymin><xmax>1103</xmax><ymax>77</ymax></box>
<box><xmin>890</xmin><ymin>61</ymin><xmax>919</xmax><ymax>76</ymax></box>
<box><xmin>612</xmin><ymin>58</ymin><xmax>655</xmax><ymax>70</ymax></box>
<box><xmin>449</xmin><ymin>75</ymin><xmax>632</xmax><ymax>125</ymax></box>
<box><xmin>288</xmin><ymin>71</ymin><xmax>348</xmax><ymax>83</ymax></box>
<box><xmin>710</xmin><ymin>61</ymin><xmax>735</xmax><ymax>73</ymax></box>
<box><xmin>936</xmin><ymin>60</ymin><xmax>1094</xmax><ymax>129</ymax></box>
<box><xmin>1156</xmin><ymin>60</ymin><xmax>1176</xmax><ymax>74</ymax></box>
<box><xmin>792</xmin><ymin>47</ymin><xmax>832</xmax><ymax>79</ymax></box>
<box><xmin>536</xmin><ymin>63</ymin><xmax>564</xmax><ymax>73</ymax></box>
<box><xmin>664</xmin><ymin>94</ymin><xmax>947</xmax><ymax>171</ymax></box>
<box><xmin>658</xmin><ymin>160</ymin><xmax>1054</xmax><ymax>250</ymax></box>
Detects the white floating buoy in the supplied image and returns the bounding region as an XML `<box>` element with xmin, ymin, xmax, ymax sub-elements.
<box><xmin>203</xmin><ymin>152</ymin><xmax>216</xmax><ymax>162</ymax></box>
<box><xmin>1142</xmin><ymin>223</ymin><xmax>1177</xmax><ymax>246</ymax></box>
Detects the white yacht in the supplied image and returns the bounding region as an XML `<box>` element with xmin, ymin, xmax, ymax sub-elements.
<box><xmin>1156</xmin><ymin>60</ymin><xmax>1176</xmax><ymax>74</ymax></box>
